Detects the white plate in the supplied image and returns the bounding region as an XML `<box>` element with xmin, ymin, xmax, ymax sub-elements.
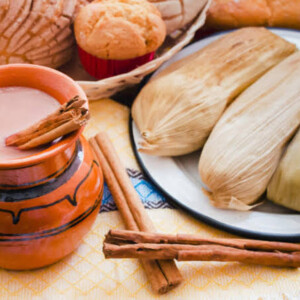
<box><xmin>130</xmin><ymin>28</ymin><xmax>300</xmax><ymax>241</ymax></box>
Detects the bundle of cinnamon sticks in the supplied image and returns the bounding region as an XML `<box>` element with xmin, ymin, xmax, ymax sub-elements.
<box><xmin>6</xmin><ymin>96</ymin><xmax>89</xmax><ymax>150</ymax></box>
<box><xmin>89</xmin><ymin>132</ymin><xmax>182</xmax><ymax>294</ymax></box>
<box><xmin>103</xmin><ymin>230</ymin><xmax>300</xmax><ymax>268</ymax></box>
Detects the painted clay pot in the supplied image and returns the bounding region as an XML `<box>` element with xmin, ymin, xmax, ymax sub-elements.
<box><xmin>0</xmin><ymin>64</ymin><xmax>104</xmax><ymax>270</ymax></box>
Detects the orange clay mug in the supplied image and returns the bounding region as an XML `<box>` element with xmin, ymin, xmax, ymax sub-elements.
<box><xmin>0</xmin><ymin>64</ymin><xmax>103</xmax><ymax>270</ymax></box>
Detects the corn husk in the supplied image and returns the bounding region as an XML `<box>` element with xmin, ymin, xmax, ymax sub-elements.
<box><xmin>132</xmin><ymin>27</ymin><xmax>296</xmax><ymax>156</ymax></box>
<box><xmin>199</xmin><ymin>51</ymin><xmax>300</xmax><ymax>211</ymax></box>
<box><xmin>267</xmin><ymin>129</ymin><xmax>300</xmax><ymax>212</ymax></box>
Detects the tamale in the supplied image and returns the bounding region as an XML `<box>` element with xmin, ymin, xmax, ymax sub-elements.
<box><xmin>199</xmin><ymin>51</ymin><xmax>300</xmax><ymax>211</ymax></box>
<box><xmin>267</xmin><ymin>129</ymin><xmax>300</xmax><ymax>212</ymax></box>
<box><xmin>132</xmin><ymin>27</ymin><xmax>296</xmax><ymax>156</ymax></box>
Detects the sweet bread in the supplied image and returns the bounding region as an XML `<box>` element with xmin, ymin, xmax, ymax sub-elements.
<box><xmin>0</xmin><ymin>0</ymin><xmax>87</xmax><ymax>68</ymax></box>
<box><xmin>149</xmin><ymin>0</ymin><xmax>208</xmax><ymax>34</ymax></box>
<box><xmin>206</xmin><ymin>0</ymin><xmax>300</xmax><ymax>30</ymax></box>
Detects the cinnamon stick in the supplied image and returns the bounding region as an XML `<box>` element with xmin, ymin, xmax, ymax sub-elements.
<box><xmin>103</xmin><ymin>242</ymin><xmax>300</xmax><ymax>268</ymax></box>
<box><xmin>19</xmin><ymin>112</ymin><xmax>88</xmax><ymax>150</ymax></box>
<box><xmin>7</xmin><ymin>111</ymin><xmax>75</xmax><ymax>146</ymax></box>
<box><xmin>94</xmin><ymin>133</ymin><xmax>182</xmax><ymax>287</ymax></box>
<box><xmin>95</xmin><ymin>133</ymin><xmax>156</xmax><ymax>232</ymax></box>
<box><xmin>90</xmin><ymin>138</ymin><xmax>169</xmax><ymax>293</ymax></box>
<box><xmin>178</xmin><ymin>249</ymin><xmax>300</xmax><ymax>267</ymax></box>
<box><xmin>89</xmin><ymin>138</ymin><xmax>137</xmax><ymax>230</ymax></box>
<box><xmin>103</xmin><ymin>230</ymin><xmax>300</xmax><ymax>268</ymax></box>
<box><xmin>106</xmin><ymin>229</ymin><xmax>300</xmax><ymax>253</ymax></box>
<box><xmin>89</xmin><ymin>134</ymin><xmax>182</xmax><ymax>293</ymax></box>
<box><xmin>6</xmin><ymin>96</ymin><xmax>89</xmax><ymax>150</ymax></box>
<box><xmin>103</xmin><ymin>243</ymin><xmax>238</xmax><ymax>259</ymax></box>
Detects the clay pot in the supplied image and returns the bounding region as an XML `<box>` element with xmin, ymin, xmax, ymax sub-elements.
<box><xmin>0</xmin><ymin>64</ymin><xmax>104</xmax><ymax>270</ymax></box>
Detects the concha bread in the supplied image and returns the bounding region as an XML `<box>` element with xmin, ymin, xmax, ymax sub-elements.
<box><xmin>0</xmin><ymin>0</ymin><xmax>87</xmax><ymax>68</ymax></box>
<box><xmin>206</xmin><ymin>0</ymin><xmax>300</xmax><ymax>30</ymax></box>
<box><xmin>149</xmin><ymin>0</ymin><xmax>208</xmax><ymax>34</ymax></box>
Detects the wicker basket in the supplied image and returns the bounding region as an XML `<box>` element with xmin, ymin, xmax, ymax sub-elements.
<box><xmin>61</xmin><ymin>0</ymin><xmax>211</xmax><ymax>100</ymax></box>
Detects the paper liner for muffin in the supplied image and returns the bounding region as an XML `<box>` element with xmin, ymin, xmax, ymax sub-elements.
<box><xmin>77</xmin><ymin>46</ymin><xmax>155</xmax><ymax>80</ymax></box>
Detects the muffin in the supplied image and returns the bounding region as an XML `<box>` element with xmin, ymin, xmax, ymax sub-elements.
<box><xmin>74</xmin><ymin>0</ymin><xmax>166</xmax><ymax>79</ymax></box>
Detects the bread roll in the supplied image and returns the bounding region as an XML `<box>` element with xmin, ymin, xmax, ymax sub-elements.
<box><xmin>0</xmin><ymin>0</ymin><xmax>87</xmax><ymax>68</ymax></box>
<box><xmin>75</xmin><ymin>0</ymin><xmax>166</xmax><ymax>60</ymax></box>
<box><xmin>149</xmin><ymin>0</ymin><xmax>208</xmax><ymax>34</ymax></box>
<box><xmin>206</xmin><ymin>0</ymin><xmax>300</xmax><ymax>30</ymax></box>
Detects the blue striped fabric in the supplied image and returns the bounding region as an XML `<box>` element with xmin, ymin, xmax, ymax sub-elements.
<box><xmin>100</xmin><ymin>169</ymin><xmax>173</xmax><ymax>212</ymax></box>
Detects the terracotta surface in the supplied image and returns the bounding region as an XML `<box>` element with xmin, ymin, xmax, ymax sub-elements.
<box><xmin>0</xmin><ymin>64</ymin><xmax>104</xmax><ymax>270</ymax></box>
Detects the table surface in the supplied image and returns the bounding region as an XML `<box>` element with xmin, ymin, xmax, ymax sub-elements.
<box><xmin>0</xmin><ymin>99</ymin><xmax>299</xmax><ymax>300</ymax></box>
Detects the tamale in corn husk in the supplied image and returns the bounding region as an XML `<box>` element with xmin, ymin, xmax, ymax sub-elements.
<box><xmin>267</xmin><ymin>129</ymin><xmax>300</xmax><ymax>212</ymax></box>
<box><xmin>199</xmin><ymin>51</ymin><xmax>300</xmax><ymax>211</ymax></box>
<box><xmin>132</xmin><ymin>27</ymin><xmax>296</xmax><ymax>156</ymax></box>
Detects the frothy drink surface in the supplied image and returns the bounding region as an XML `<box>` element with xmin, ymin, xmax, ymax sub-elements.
<box><xmin>0</xmin><ymin>87</ymin><xmax>59</xmax><ymax>161</ymax></box>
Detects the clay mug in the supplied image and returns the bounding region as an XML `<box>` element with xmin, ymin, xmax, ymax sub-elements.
<box><xmin>0</xmin><ymin>64</ymin><xmax>103</xmax><ymax>270</ymax></box>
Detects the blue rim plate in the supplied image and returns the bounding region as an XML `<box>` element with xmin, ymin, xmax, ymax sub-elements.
<box><xmin>130</xmin><ymin>28</ymin><xmax>300</xmax><ymax>242</ymax></box>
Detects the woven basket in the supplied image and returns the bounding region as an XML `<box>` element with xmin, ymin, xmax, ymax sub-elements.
<box><xmin>61</xmin><ymin>0</ymin><xmax>211</xmax><ymax>100</ymax></box>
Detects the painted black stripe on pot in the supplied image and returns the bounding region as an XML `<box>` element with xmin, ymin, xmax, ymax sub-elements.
<box><xmin>0</xmin><ymin>160</ymin><xmax>100</xmax><ymax>232</ymax></box>
<box><xmin>0</xmin><ymin>161</ymin><xmax>98</xmax><ymax>225</ymax></box>
<box><xmin>0</xmin><ymin>142</ymin><xmax>83</xmax><ymax>202</ymax></box>
<box><xmin>0</xmin><ymin>141</ymin><xmax>79</xmax><ymax>189</ymax></box>
<box><xmin>0</xmin><ymin>194</ymin><xmax>102</xmax><ymax>242</ymax></box>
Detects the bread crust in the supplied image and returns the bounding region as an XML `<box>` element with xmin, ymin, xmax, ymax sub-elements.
<box><xmin>207</xmin><ymin>0</ymin><xmax>300</xmax><ymax>30</ymax></box>
<box><xmin>149</xmin><ymin>0</ymin><xmax>208</xmax><ymax>34</ymax></box>
<box><xmin>0</xmin><ymin>0</ymin><xmax>88</xmax><ymax>68</ymax></box>
<box><xmin>74</xmin><ymin>0</ymin><xmax>166</xmax><ymax>60</ymax></box>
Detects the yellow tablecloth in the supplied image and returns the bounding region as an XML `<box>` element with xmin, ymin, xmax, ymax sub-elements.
<box><xmin>1</xmin><ymin>99</ymin><xmax>299</xmax><ymax>299</ymax></box>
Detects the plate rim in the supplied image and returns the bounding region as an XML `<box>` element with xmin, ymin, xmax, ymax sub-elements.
<box><xmin>130</xmin><ymin>117</ymin><xmax>300</xmax><ymax>242</ymax></box>
<box><xmin>129</xmin><ymin>28</ymin><xmax>300</xmax><ymax>242</ymax></box>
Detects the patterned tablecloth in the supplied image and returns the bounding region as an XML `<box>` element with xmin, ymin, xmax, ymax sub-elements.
<box><xmin>1</xmin><ymin>99</ymin><xmax>299</xmax><ymax>300</ymax></box>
